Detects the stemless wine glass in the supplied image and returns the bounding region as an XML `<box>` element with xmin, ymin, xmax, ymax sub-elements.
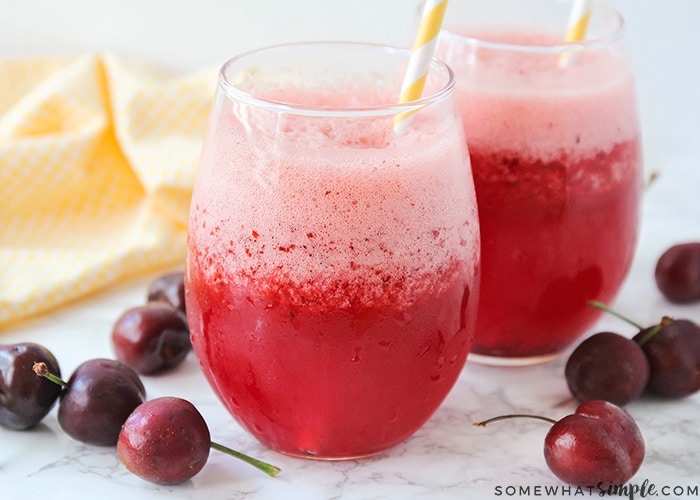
<box><xmin>185</xmin><ymin>42</ymin><xmax>480</xmax><ymax>459</ymax></box>
<box><xmin>435</xmin><ymin>0</ymin><xmax>644</xmax><ymax>365</ymax></box>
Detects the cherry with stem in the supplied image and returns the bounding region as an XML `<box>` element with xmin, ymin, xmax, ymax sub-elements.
<box><xmin>473</xmin><ymin>400</ymin><xmax>645</xmax><ymax>487</ymax></box>
<box><xmin>34</xmin><ymin>359</ymin><xmax>146</xmax><ymax>446</ymax></box>
<box><xmin>588</xmin><ymin>301</ymin><xmax>700</xmax><ymax>398</ymax></box>
<box><xmin>117</xmin><ymin>397</ymin><xmax>280</xmax><ymax>484</ymax></box>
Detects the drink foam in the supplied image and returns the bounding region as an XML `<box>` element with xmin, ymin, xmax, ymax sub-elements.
<box><xmin>189</xmin><ymin>87</ymin><xmax>480</xmax><ymax>310</ymax></box>
<box><xmin>438</xmin><ymin>30</ymin><xmax>640</xmax><ymax>162</ymax></box>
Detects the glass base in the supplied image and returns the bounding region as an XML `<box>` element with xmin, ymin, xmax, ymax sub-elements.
<box><xmin>275</xmin><ymin>447</ymin><xmax>390</xmax><ymax>461</ymax></box>
<box><xmin>467</xmin><ymin>351</ymin><xmax>560</xmax><ymax>367</ymax></box>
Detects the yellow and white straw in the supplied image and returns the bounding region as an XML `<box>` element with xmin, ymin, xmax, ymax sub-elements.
<box><xmin>565</xmin><ymin>0</ymin><xmax>594</xmax><ymax>42</ymax></box>
<box><xmin>560</xmin><ymin>0</ymin><xmax>594</xmax><ymax>64</ymax></box>
<box><xmin>393</xmin><ymin>0</ymin><xmax>448</xmax><ymax>133</ymax></box>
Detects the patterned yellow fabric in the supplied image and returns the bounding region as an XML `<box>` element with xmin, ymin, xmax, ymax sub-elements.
<box><xmin>0</xmin><ymin>54</ymin><xmax>217</xmax><ymax>326</ymax></box>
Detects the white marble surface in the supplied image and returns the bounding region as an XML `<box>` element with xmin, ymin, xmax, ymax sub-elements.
<box><xmin>2</xmin><ymin>1</ymin><xmax>700</xmax><ymax>499</ymax></box>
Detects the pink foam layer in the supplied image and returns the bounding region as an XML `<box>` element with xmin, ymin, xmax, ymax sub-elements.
<box><xmin>189</xmin><ymin>88</ymin><xmax>480</xmax><ymax>306</ymax></box>
<box><xmin>438</xmin><ymin>31</ymin><xmax>641</xmax><ymax>160</ymax></box>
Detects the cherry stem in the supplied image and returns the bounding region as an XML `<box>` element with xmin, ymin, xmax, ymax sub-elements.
<box><xmin>587</xmin><ymin>301</ymin><xmax>644</xmax><ymax>330</ymax></box>
<box><xmin>32</xmin><ymin>362</ymin><xmax>69</xmax><ymax>388</ymax></box>
<box><xmin>473</xmin><ymin>414</ymin><xmax>557</xmax><ymax>427</ymax></box>
<box><xmin>645</xmin><ymin>171</ymin><xmax>659</xmax><ymax>190</ymax></box>
<box><xmin>210</xmin><ymin>441</ymin><xmax>281</xmax><ymax>477</ymax></box>
<box><xmin>634</xmin><ymin>324</ymin><xmax>660</xmax><ymax>347</ymax></box>
<box><xmin>635</xmin><ymin>316</ymin><xmax>674</xmax><ymax>347</ymax></box>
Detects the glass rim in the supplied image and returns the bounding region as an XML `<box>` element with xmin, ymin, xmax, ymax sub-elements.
<box><xmin>440</xmin><ymin>3</ymin><xmax>626</xmax><ymax>54</ymax></box>
<box><xmin>217</xmin><ymin>41</ymin><xmax>456</xmax><ymax>117</ymax></box>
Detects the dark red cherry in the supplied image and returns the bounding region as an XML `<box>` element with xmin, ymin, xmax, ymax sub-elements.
<box><xmin>118</xmin><ymin>397</ymin><xmax>281</xmax><ymax>485</ymax></box>
<box><xmin>147</xmin><ymin>271</ymin><xmax>187</xmax><ymax>317</ymax></box>
<box><xmin>633</xmin><ymin>317</ymin><xmax>700</xmax><ymax>398</ymax></box>
<box><xmin>474</xmin><ymin>400</ymin><xmax>645</xmax><ymax>487</ymax></box>
<box><xmin>655</xmin><ymin>242</ymin><xmax>700</xmax><ymax>303</ymax></box>
<box><xmin>111</xmin><ymin>303</ymin><xmax>191</xmax><ymax>375</ymax></box>
<box><xmin>565</xmin><ymin>332</ymin><xmax>650</xmax><ymax>406</ymax></box>
<box><xmin>118</xmin><ymin>397</ymin><xmax>210</xmax><ymax>485</ymax></box>
<box><xmin>36</xmin><ymin>358</ymin><xmax>147</xmax><ymax>446</ymax></box>
<box><xmin>544</xmin><ymin>400</ymin><xmax>645</xmax><ymax>487</ymax></box>
<box><xmin>1</xmin><ymin>343</ymin><xmax>62</xmax><ymax>430</ymax></box>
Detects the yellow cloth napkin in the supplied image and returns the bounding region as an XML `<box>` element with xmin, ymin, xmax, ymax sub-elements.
<box><xmin>0</xmin><ymin>53</ymin><xmax>217</xmax><ymax>327</ymax></box>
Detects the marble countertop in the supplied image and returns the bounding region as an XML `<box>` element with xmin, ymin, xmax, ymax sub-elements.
<box><xmin>2</xmin><ymin>1</ymin><xmax>700</xmax><ymax>498</ymax></box>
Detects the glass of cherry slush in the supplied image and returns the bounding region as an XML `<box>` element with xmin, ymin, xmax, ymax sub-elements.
<box><xmin>185</xmin><ymin>42</ymin><xmax>481</xmax><ymax>459</ymax></box>
<box><xmin>435</xmin><ymin>0</ymin><xmax>644</xmax><ymax>364</ymax></box>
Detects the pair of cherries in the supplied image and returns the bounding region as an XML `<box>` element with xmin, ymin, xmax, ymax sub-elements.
<box><xmin>566</xmin><ymin>305</ymin><xmax>700</xmax><ymax>407</ymax></box>
<box><xmin>1</xmin><ymin>343</ymin><xmax>145</xmax><ymax>443</ymax></box>
<box><xmin>566</xmin><ymin>242</ymin><xmax>700</xmax><ymax>406</ymax></box>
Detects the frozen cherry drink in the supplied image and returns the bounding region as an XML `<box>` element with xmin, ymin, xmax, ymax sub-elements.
<box><xmin>437</xmin><ymin>1</ymin><xmax>643</xmax><ymax>364</ymax></box>
<box><xmin>186</xmin><ymin>43</ymin><xmax>480</xmax><ymax>458</ymax></box>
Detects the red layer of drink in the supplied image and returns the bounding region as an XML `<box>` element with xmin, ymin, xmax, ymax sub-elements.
<box><xmin>186</xmin><ymin>257</ymin><xmax>476</xmax><ymax>458</ymax></box>
<box><xmin>469</xmin><ymin>140</ymin><xmax>642</xmax><ymax>359</ymax></box>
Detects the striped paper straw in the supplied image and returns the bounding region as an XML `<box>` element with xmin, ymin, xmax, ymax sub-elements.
<box><xmin>565</xmin><ymin>0</ymin><xmax>594</xmax><ymax>42</ymax></box>
<box><xmin>560</xmin><ymin>0</ymin><xmax>594</xmax><ymax>64</ymax></box>
<box><xmin>393</xmin><ymin>0</ymin><xmax>448</xmax><ymax>133</ymax></box>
